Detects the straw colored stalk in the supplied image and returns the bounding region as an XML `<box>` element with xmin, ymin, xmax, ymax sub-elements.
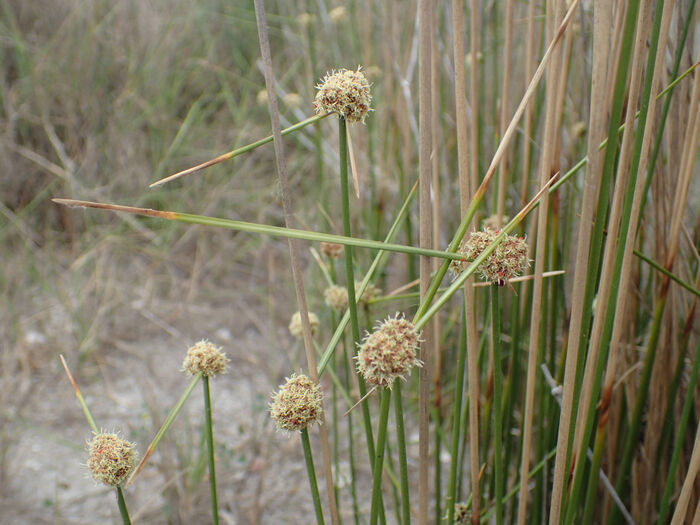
<box><xmin>546</xmin><ymin>1</ymin><xmax>612</xmax><ymax>522</ymax></box>
<box><xmin>252</xmin><ymin>2</ymin><xmax>338</xmax><ymax>523</ymax></box>
<box><xmin>451</xmin><ymin>0</ymin><xmax>480</xmax><ymax>521</ymax></box>
<box><xmin>515</xmin><ymin>0</ymin><xmax>568</xmax><ymax>521</ymax></box>
<box><xmin>417</xmin><ymin>0</ymin><xmax>434</xmax><ymax>523</ymax></box>
<box><xmin>670</xmin><ymin>421</ymin><xmax>700</xmax><ymax>524</ymax></box>
<box><xmin>606</xmin><ymin>40</ymin><xmax>700</xmax><ymax>521</ymax></box>
<box><xmin>496</xmin><ymin>0</ymin><xmax>514</xmax><ymax>221</ymax></box>
<box><xmin>569</xmin><ymin>0</ymin><xmax>654</xmax><ymax>484</ymax></box>
<box><xmin>430</xmin><ymin>16</ymin><xmax>444</xmax><ymax>525</ymax></box>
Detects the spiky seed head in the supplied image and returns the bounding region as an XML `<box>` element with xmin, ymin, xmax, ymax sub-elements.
<box><xmin>449</xmin><ymin>229</ymin><xmax>530</xmax><ymax>285</ymax></box>
<box><xmin>86</xmin><ymin>433</ymin><xmax>137</xmax><ymax>486</ymax></box>
<box><xmin>355</xmin><ymin>281</ymin><xmax>382</xmax><ymax>308</ymax></box>
<box><xmin>355</xmin><ymin>314</ymin><xmax>422</xmax><ymax>388</ymax></box>
<box><xmin>454</xmin><ymin>503</ymin><xmax>472</xmax><ymax>525</ymax></box>
<box><xmin>288</xmin><ymin>311</ymin><xmax>320</xmax><ymax>339</ymax></box>
<box><xmin>314</xmin><ymin>67</ymin><xmax>372</xmax><ymax>123</ymax></box>
<box><xmin>182</xmin><ymin>339</ymin><xmax>229</xmax><ymax>376</ymax></box>
<box><xmin>269</xmin><ymin>374</ymin><xmax>323</xmax><ymax>432</ymax></box>
<box><xmin>320</xmin><ymin>242</ymin><xmax>344</xmax><ymax>259</ymax></box>
<box><xmin>324</xmin><ymin>285</ymin><xmax>349</xmax><ymax>312</ymax></box>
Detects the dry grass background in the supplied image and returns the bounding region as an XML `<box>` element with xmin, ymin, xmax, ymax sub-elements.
<box><xmin>1</xmin><ymin>0</ymin><xmax>699</xmax><ymax>524</ymax></box>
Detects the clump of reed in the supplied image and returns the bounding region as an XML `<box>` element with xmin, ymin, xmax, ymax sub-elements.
<box><xmin>48</xmin><ymin>0</ymin><xmax>700</xmax><ymax>523</ymax></box>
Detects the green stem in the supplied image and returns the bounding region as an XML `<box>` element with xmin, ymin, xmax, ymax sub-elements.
<box><xmin>151</xmin><ymin>114</ymin><xmax>330</xmax><ymax>186</ymax></box>
<box><xmin>581</xmin><ymin>424</ymin><xmax>606</xmax><ymax>524</ymax></box>
<box><xmin>490</xmin><ymin>285</ymin><xmax>504</xmax><ymax>525</ymax></box>
<box><xmin>370</xmin><ymin>389</ymin><xmax>392</xmax><ymax>525</ymax></box>
<box><xmin>656</xmin><ymin>336</ymin><xmax>700</xmax><ymax>524</ymax></box>
<box><xmin>202</xmin><ymin>376</ymin><xmax>219</xmax><ymax>525</ymax></box>
<box><xmin>446</xmin><ymin>305</ymin><xmax>468</xmax><ymax>525</ymax></box>
<box><xmin>394</xmin><ymin>382</ymin><xmax>411</xmax><ymax>525</ymax></box>
<box><xmin>337</xmin><ymin>115</ymin><xmax>382</xmax><ymax>521</ymax></box>
<box><xmin>301</xmin><ymin>428</ymin><xmax>326</xmax><ymax>525</ymax></box>
<box><xmin>609</xmin><ymin>293</ymin><xmax>667</xmax><ymax>522</ymax></box>
<box><xmin>634</xmin><ymin>250</ymin><xmax>700</xmax><ymax>299</ymax></box>
<box><xmin>116</xmin><ymin>486</ymin><xmax>132</xmax><ymax>525</ymax></box>
<box><xmin>317</xmin><ymin>182</ymin><xmax>418</xmax><ymax>375</ymax></box>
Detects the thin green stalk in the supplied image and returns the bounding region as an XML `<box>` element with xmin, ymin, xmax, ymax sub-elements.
<box><xmin>480</xmin><ymin>448</ymin><xmax>558</xmax><ymax>523</ymax></box>
<box><xmin>656</xmin><ymin>336</ymin><xmax>700</xmax><ymax>523</ymax></box>
<box><xmin>344</xmin><ymin>332</ymin><xmax>361</xmax><ymax>525</ymax></box>
<box><xmin>59</xmin><ymin>355</ymin><xmax>99</xmax><ymax>434</ymax></box>
<box><xmin>116</xmin><ymin>486</ymin><xmax>132</xmax><ymax>525</ymax></box>
<box><xmin>446</xmin><ymin>305</ymin><xmax>468</xmax><ymax>525</ymax></box>
<box><xmin>634</xmin><ymin>250</ymin><xmax>700</xmax><ymax>299</ymax></box>
<box><xmin>301</xmin><ymin>427</ymin><xmax>325</xmax><ymax>525</ymax></box>
<box><xmin>370</xmin><ymin>389</ymin><xmax>392</xmax><ymax>525</ymax></box>
<box><xmin>127</xmin><ymin>373</ymin><xmax>201</xmax><ymax>485</ymax></box>
<box><xmin>337</xmin><ymin>115</ymin><xmax>383</xmax><ymax>523</ymax></box>
<box><xmin>149</xmin><ymin>114</ymin><xmax>330</xmax><ymax>187</ymax></box>
<box><xmin>609</xmin><ymin>293</ymin><xmax>667</xmax><ymax>522</ymax></box>
<box><xmin>581</xmin><ymin>424</ymin><xmax>606</xmax><ymax>524</ymax></box>
<box><xmin>490</xmin><ymin>285</ymin><xmax>504</xmax><ymax>525</ymax></box>
<box><xmin>394</xmin><ymin>381</ymin><xmax>411</xmax><ymax>525</ymax></box>
<box><xmin>639</xmin><ymin>0</ymin><xmax>697</xmax><ymax>217</ymax></box>
<box><xmin>565</xmin><ymin>1</ymin><xmax>665</xmax><ymax>518</ymax></box>
<box><xmin>202</xmin><ymin>376</ymin><xmax>219</xmax><ymax>525</ymax></box>
<box><xmin>53</xmin><ymin>200</ymin><xmax>459</xmax><ymax>262</ymax></box>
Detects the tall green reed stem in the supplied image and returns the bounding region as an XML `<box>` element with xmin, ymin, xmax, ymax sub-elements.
<box><xmin>202</xmin><ymin>376</ymin><xmax>219</xmax><ymax>525</ymax></box>
<box><xmin>301</xmin><ymin>427</ymin><xmax>326</xmax><ymax>525</ymax></box>
<box><xmin>394</xmin><ymin>381</ymin><xmax>411</xmax><ymax>525</ymax></box>
<box><xmin>370</xmin><ymin>389</ymin><xmax>392</xmax><ymax>525</ymax></box>
<box><xmin>446</xmin><ymin>305</ymin><xmax>468</xmax><ymax>525</ymax></box>
<box><xmin>116</xmin><ymin>486</ymin><xmax>132</xmax><ymax>525</ymax></box>
<box><xmin>490</xmin><ymin>285</ymin><xmax>504</xmax><ymax>525</ymax></box>
<box><xmin>337</xmin><ymin>115</ymin><xmax>383</xmax><ymax>522</ymax></box>
<box><xmin>657</xmin><ymin>336</ymin><xmax>700</xmax><ymax>523</ymax></box>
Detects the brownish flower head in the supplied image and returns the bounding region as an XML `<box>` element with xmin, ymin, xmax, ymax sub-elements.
<box><xmin>355</xmin><ymin>281</ymin><xmax>382</xmax><ymax>308</ymax></box>
<box><xmin>182</xmin><ymin>340</ymin><xmax>229</xmax><ymax>376</ymax></box>
<box><xmin>324</xmin><ymin>285</ymin><xmax>349</xmax><ymax>312</ymax></box>
<box><xmin>454</xmin><ymin>503</ymin><xmax>472</xmax><ymax>525</ymax></box>
<box><xmin>449</xmin><ymin>228</ymin><xmax>529</xmax><ymax>285</ymax></box>
<box><xmin>269</xmin><ymin>373</ymin><xmax>323</xmax><ymax>432</ymax></box>
<box><xmin>288</xmin><ymin>311</ymin><xmax>320</xmax><ymax>339</ymax></box>
<box><xmin>314</xmin><ymin>67</ymin><xmax>372</xmax><ymax>123</ymax></box>
<box><xmin>320</xmin><ymin>241</ymin><xmax>344</xmax><ymax>259</ymax></box>
<box><xmin>355</xmin><ymin>314</ymin><xmax>422</xmax><ymax>388</ymax></box>
<box><xmin>86</xmin><ymin>432</ymin><xmax>137</xmax><ymax>486</ymax></box>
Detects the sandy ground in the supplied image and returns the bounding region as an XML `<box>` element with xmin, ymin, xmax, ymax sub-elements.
<box><xmin>1</xmin><ymin>244</ymin><xmax>378</xmax><ymax>524</ymax></box>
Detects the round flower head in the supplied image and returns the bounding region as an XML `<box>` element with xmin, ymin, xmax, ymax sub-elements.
<box><xmin>314</xmin><ymin>67</ymin><xmax>372</xmax><ymax>123</ymax></box>
<box><xmin>86</xmin><ymin>432</ymin><xmax>137</xmax><ymax>486</ymax></box>
<box><xmin>356</xmin><ymin>314</ymin><xmax>422</xmax><ymax>388</ymax></box>
<box><xmin>449</xmin><ymin>229</ymin><xmax>529</xmax><ymax>285</ymax></box>
<box><xmin>288</xmin><ymin>311</ymin><xmax>320</xmax><ymax>339</ymax></box>
<box><xmin>329</xmin><ymin>6</ymin><xmax>347</xmax><ymax>23</ymax></box>
<box><xmin>269</xmin><ymin>373</ymin><xmax>323</xmax><ymax>431</ymax></box>
<box><xmin>355</xmin><ymin>281</ymin><xmax>382</xmax><ymax>308</ymax></box>
<box><xmin>320</xmin><ymin>241</ymin><xmax>344</xmax><ymax>259</ymax></box>
<box><xmin>454</xmin><ymin>503</ymin><xmax>472</xmax><ymax>525</ymax></box>
<box><xmin>182</xmin><ymin>340</ymin><xmax>229</xmax><ymax>376</ymax></box>
<box><xmin>324</xmin><ymin>285</ymin><xmax>349</xmax><ymax>312</ymax></box>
